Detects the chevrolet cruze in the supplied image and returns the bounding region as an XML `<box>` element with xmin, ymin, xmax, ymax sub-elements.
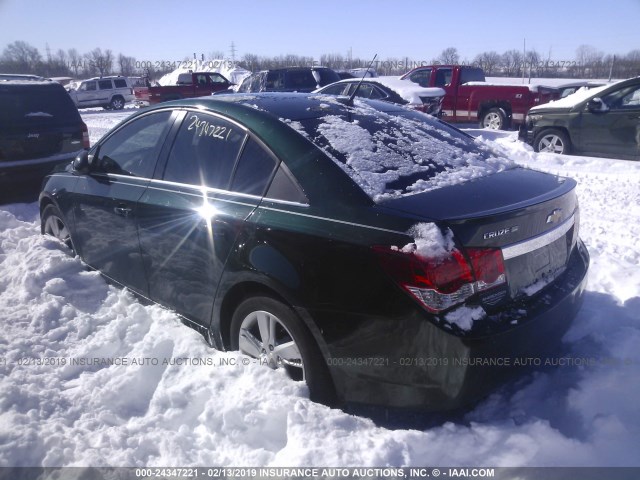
<box><xmin>40</xmin><ymin>93</ymin><xmax>589</xmax><ymax>409</ymax></box>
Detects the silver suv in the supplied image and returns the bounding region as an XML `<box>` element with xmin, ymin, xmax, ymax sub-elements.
<box><xmin>68</xmin><ymin>76</ymin><xmax>134</xmax><ymax>110</ymax></box>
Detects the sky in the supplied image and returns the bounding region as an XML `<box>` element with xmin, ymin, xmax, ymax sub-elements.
<box><xmin>0</xmin><ymin>0</ymin><xmax>639</xmax><ymax>66</ymax></box>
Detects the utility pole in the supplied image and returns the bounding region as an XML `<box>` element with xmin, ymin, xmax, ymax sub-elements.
<box><xmin>230</xmin><ymin>41</ymin><xmax>237</xmax><ymax>64</ymax></box>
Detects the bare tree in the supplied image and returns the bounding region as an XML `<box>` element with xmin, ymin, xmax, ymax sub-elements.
<box><xmin>1</xmin><ymin>40</ymin><xmax>42</xmax><ymax>72</ymax></box>
<box><xmin>118</xmin><ymin>53</ymin><xmax>136</xmax><ymax>76</ymax></box>
<box><xmin>501</xmin><ymin>49</ymin><xmax>523</xmax><ymax>76</ymax></box>
<box><xmin>87</xmin><ymin>48</ymin><xmax>113</xmax><ymax>76</ymax></box>
<box><xmin>67</xmin><ymin>48</ymin><xmax>83</xmax><ymax>77</ymax></box>
<box><xmin>474</xmin><ymin>51</ymin><xmax>501</xmax><ymax>75</ymax></box>
<box><xmin>575</xmin><ymin>45</ymin><xmax>603</xmax><ymax>77</ymax></box>
<box><xmin>438</xmin><ymin>47</ymin><xmax>460</xmax><ymax>65</ymax></box>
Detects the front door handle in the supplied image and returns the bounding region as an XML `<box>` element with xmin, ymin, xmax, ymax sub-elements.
<box><xmin>114</xmin><ymin>205</ymin><xmax>132</xmax><ymax>217</ymax></box>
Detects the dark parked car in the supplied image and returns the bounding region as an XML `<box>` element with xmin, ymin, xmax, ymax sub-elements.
<box><xmin>520</xmin><ymin>76</ymin><xmax>640</xmax><ymax>160</ymax></box>
<box><xmin>314</xmin><ymin>77</ymin><xmax>445</xmax><ymax>115</ymax></box>
<box><xmin>40</xmin><ymin>93</ymin><xmax>589</xmax><ymax>409</ymax></box>
<box><xmin>236</xmin><ymin>67</ymin><xmax>340</xmax><ymax>93</ymax></box>
<box><xmin>1</xmin><ymin>80</ymin><xmax>89</xmax><ymax>195</ymax></box>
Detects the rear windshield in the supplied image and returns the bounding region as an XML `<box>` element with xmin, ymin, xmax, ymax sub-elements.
<box><xmin>288</xmin><ymin>102</ymin><xmax>514</xmax><ymax>201</ymax></box>
<box><xmin>0</xmin><ymin>87</ymin><xmax>80</xmax><ymax>126</ymax></box>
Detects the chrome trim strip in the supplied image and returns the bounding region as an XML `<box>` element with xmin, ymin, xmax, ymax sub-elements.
<box><xmin>1</xmin><ymin>150</ymin><xmax>83</xmax><ymax>168</ymax></box>
<box><xmin>502</xmin><ymin>214</ymin><xmax>575</xmax><ymax>260</ymax></box>
<box><xmin>259</xmin><ymin>206</ymin><xmax>406</xmax><ymax>235</ymax></box>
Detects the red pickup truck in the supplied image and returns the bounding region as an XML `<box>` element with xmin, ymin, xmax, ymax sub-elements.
<box><xmin>400</xmin><ymin>65</ymin><xmax>558</xmax><ymax>129</ymax></box>
<box><xmin>148</xmin><ymin>71</ymin><xmax>233</xmax><ymax>105</ymax></box>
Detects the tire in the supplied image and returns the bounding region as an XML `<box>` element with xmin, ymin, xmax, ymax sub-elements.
<box><xmin>479</xmin><ymin>107</ymin><xmax>507</xmax><ymax>130</ymax></box>
<box><xmin>230</xmin><ymin>296</ymin><xmax>336</xmax><ymax>405</ymax></box>
<box><xmin>534</xmin><ymin>129</ymin><xmax>572</xmax><ymax>155</ymax></box>
<box><xmin>109</xmin><ymin>96</ymin><xmax>125</xmax><ymax>110</ymax></box>
<box><xmin>41</xmin><ymin>204</ymin><xmax>75</xmax><ymax>252</ymax></box>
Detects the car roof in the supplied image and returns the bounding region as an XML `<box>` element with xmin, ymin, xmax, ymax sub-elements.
<box><xmin>0</xmin><ymin>80</ymin><xmax>63</xmax><ymax>89</ymax></box>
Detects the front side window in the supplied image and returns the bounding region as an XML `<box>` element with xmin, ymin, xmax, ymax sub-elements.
<box><xmin>94</xmin><ymin>111</ymin><xmax>172</xmax><ymax>177</ymax></box>
<box><xmin>162</xmin><ymin>112</ymin><xmax>246</xmax><ymax>189</ymax></box>
<box><xmin>407</xmin><ymin>70</ymin><xmax>431</xmax><ymax>87</ymax></box>
<box><xmin>208</xmin><ymin>73</ymin><xmax>227</xmax><ymax>84</ymax></box>
<box><xmin>603</xmin><ymin>85</ymin><xmax>640</xmax><ymax>109</ymax></box>
<box><xmin>80</xmin><ymin>81</ymin><xmax>96</xmax><ymax>91</ymax></box>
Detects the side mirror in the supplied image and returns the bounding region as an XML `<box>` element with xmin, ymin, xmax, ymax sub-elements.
<box><xmin>72</xmin><ymin>150</ymin><xmax>90</xmax><ymax>174</ymax></box>
<box><xmin>587</xmin><ymin>97</ymin><xmax>609</xmax><ymax>113</ymax></box>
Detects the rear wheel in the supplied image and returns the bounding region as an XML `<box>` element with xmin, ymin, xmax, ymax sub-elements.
<box><xmin>108</xmin><ymin>96</ymin><xmax>125</xmax><ymax>110</ymax></box>
<box><xmin>480</xmin><ymin>107</ymin><xmax>507</xmax><ymax>130</ymax></box>
<box><xmin>534</xmin><ymin>129</ymin><xmax>571</xmax><ymax>154</ymax></box>
<box><xmin>41</xmin><ymin>204</ymin><xmax>74</xmax><ymax>252</ymax></box>
<box><xmin>230</xmin><ymin>296</ymin><xmax>336</xmax><ymax>405</ymax></box>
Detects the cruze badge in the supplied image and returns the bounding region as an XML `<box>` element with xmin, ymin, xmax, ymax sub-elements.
<box><xmin>483</xmin><ymin>225</ymin><xmax>519</xmax><ymax>240</ymax></box>
<box><xmin>546</xmin><ymin>209</ymin><xmax>563</xmax><ymax>224</ymax></box>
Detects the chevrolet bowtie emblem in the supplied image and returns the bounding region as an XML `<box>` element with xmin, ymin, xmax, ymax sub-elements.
<box><xmin>546</xmin><ymin>208</ymin><xmax>563</xmax><ymax>224</ymax></box>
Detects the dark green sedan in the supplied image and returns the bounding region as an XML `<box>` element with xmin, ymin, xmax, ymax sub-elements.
<box><xmin>40</xmin><ymin>93</ymin><xmax>589</xmax><ymax>409</ymax></box>
<box><xmin>521</xmin><ymin>76</ymin><xmax>640</xmax><ymax>160</ymax></box>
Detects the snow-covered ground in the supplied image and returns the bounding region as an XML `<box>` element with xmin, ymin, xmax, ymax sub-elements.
<box><xmin>0</xmin><ymin>110</ymin><xmax>638</xmax><ymax>467</ymax></box>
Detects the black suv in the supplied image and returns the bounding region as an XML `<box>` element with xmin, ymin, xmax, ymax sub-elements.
<box><xmin>237</xmin><ymin>67</ymin><xmax>340</xmax><ymax>93</ymax></box>
<box><xmin>0</xmin><ymin>80</ymin><xmax>89</xmax><ymax>197</ymax></box>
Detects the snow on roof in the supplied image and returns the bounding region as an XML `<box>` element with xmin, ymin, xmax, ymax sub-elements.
<box><xmin>283</xmin><ymin>99</ymin><xmax>514</xmax><ymax>202</ymax></box>
<box><xmin>374</xmin><ymin>76</ymin><xmax>445</xmax><ymax>104</ymax></box>
<box><xmin>158</xmin><ymin>59</ymin><xmax>251</xmax><ymax>86</ymax></box>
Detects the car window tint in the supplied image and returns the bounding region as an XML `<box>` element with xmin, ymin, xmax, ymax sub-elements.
<box><xmin>230</xmin><ymin>138</ymin><xmax>277</xmax><ymax>196</ymax></box>
<box><xmin>266</xmin><ymin>164</ymin><xmax>308</xmax><ymax>204</ymax></box>
<box><xmin>287</xmin><ymin>70</ymin><xmax>317</xmax><ymax>90</ymax></box>
<box><xmin>369</xmin><ymin>85</ymin><xmax>385</xmax><ymax>99</ymax></box>
<box><xmin>81</xmin><ymin>81</ymin><xmax>96</xmax><ymax>91</ymax></box>
<box><xmin>94</xmin><ymin>111</ymin><xmax>172</xmax><ymax>177</ymax></box>
<box><xmin>408</xmin><ymin>70</ymin><xmax>431</xmax><ymax>87</ymax></box>
<box><xmin>321</xmin><ymin>84</ymin><xmax>349</xmax><ymax>95</ymax></box>
<box><xmin>266</xmin><ymin>71</ymin><xmax>285</xmax><ymax>90</ymax></box>
<box><xmin>435</xmin><ymin>69</ymin><xmax>453</xmax><ymax>87</ymax></box>
<box><xmin>459</xmin><ymin>68</ymin><xmax>485</xmax><ymax>84</ymax></box>
<box><xmin>98</xmin><ymin>80</ymin><xmax>112</xmax><ymax>90</ymax></box>
<box><xmin>602</xmin><ymin>85</ymin><xmax>640</xmax><ymax>109</ymax></box>
<box><xmin>208</xmin><ymin>73</ymin><xmax>227</xmax><ymax>84</ymax></box>
<box><xmin>163</xmin><ymin>112</ymin><xmax>246</xmax><ymax>189</ymax></box>
<box><xmin>113</xmin><ymin>78</ymin><xmax>127</xmax><ymax>88</ymax></box>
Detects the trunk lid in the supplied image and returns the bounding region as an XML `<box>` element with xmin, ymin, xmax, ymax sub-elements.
<box><xmin>379</xmin><ymin>168</ymin><xmax>579</xmax><ymax>304</ymax></box>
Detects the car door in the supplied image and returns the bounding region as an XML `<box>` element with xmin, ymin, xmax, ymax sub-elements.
<box><xmin>136</xmin><ymin>111</ymin><xmax>277</xmax><ymax>327</ymax></box>
<box><xmin>579</xmin><ymin>83</ymin><xmax>640</xmax><ymax>160</ymax></box>
<box><xmin>76</xmin><ymin>81</ymin><xmax>98</xmax><ymax>107</ymax></box>
<box><xmin>97</xmin><ymin>79</ymin><xmax>113</xmax><ymax>105</ymax></box>
<box><xmin>72</xmin><ymin>110</ymin><xmax>175</xmax><ymax>295</ymax></box>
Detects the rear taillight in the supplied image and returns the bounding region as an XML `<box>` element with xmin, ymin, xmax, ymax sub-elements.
<box><xmin>373</xmin><ymin>245</ymin><xmax>506</xmax><ymax>313</ymax></box>
<box><xmin>81</xmin><ymin>122</ymin><xmax>90</xmax><ymax>149</ymax></box>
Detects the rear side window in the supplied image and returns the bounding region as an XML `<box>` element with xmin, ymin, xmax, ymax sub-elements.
<box><xmin>230</xmin><ymin>138</ymin><xmax>277</xmax><ymax>196</ymax></box>
<box><xmin>434</xmin><ymin>69</ymin><xmax>453</xmax><ymax>87</ymax></box>
<box><xmin>94</xmin><ymin>111</ymin><xmax>172</xmax><ymax>177</ymax></box>
<box><xmin>287</xmin><ymin>70</ymin><xmax>317</xmax><ymax>90</ymax></box>
<box><xmin>162</xmin><ymin>112</ymin><xmax>246</xmax><ymax>189</ymax></box>
<box><xmin>0</xmin><ymin>85</ymin><xmax>80</xmax><ymax>126</ymax></box>
<box><xmin>113</xmin><ymin>78</ymin><xmax>127</xmax><ymax>88</ymax></box>
<box><xmin>459</xmin><ymin>68</ymin><xmax>485</xmax><ymax>84</ymax></box>
<box><xmin>266</xmin><ymin>71</ymin><xmax>286</xmax><ymax>90</ymax></box>
<box><xmin>321</xmin><ymin>83</ymin><xmax>350</xmax><ymax>96</ymax></box>
<box><xmin>98</xmin><ymin>80</ymin><xmax>112</xmax><ymax>90</ymax></box>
